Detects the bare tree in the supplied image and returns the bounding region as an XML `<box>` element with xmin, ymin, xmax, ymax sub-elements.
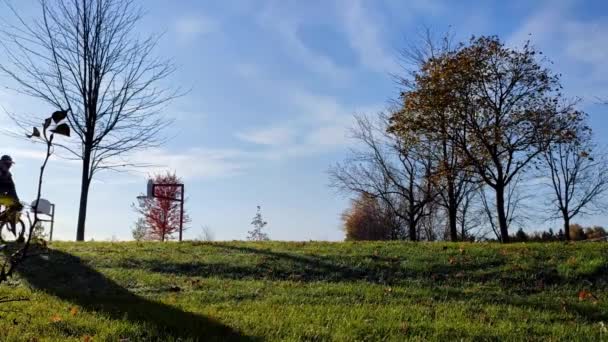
<box><xmin>456</xmin><ymin>184</ymin><xmax>485</xmax><ymax>240</ymax></box>
<box><xmin>329</xmin><ymin>113</ymin><xmax>436</xmax><ymax>241</ymax></box>
<box><xmin>418</xmin><ymin>197</ymin><xmax>443</xmax><ymax>241</ymax></box>
<box><xmin>543</xmin><ymin>122</ymin><xmax>608</xmax><ymax>240</ymax></box>
<box><xmin>0</xmin><ymin>0</ymin><xmax>177</xmax><ymax>241</ymax></box>
<box><xmin>478</xmin><ymin>173</ymin><xmax>534</xmax><ymax>241</ymax></box>
<box><xmin>197</xmin><ymin>225</ymin><xmax>215</xmax><ymax>242</ymax></box>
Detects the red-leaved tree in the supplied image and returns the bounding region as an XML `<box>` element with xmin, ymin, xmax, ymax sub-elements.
<box><xmin>134</xmin><ymin>172</ymin><xmax>190</xmax><ymax>242</ymax></box>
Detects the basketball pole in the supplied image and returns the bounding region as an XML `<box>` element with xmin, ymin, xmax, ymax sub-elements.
<box><xmin>179</xmin><ymin>184</ymin><xmax>184</xmax><ymax>242</ymax></box>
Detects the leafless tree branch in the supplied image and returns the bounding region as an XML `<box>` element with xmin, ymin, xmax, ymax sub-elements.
<box><xmin>0</xmin><ymin>0</ymin><xmax>180</xmax><ymax>240</ymax></box>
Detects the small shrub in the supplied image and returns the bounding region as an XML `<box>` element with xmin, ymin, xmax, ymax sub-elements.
<box><xmin>197</xmin><ymin>225</ymin><xmax>215</xmax><ymax>241</ymax></box>
<box><xmin>342</xmin><ymin>194</ymin><xmax>393</xmax><ymax>241</ymax></box>
<box><xmin>247</xmin><ymin>206</ymin><xmax>269</xmax><ymax>241</ymax></box>
<box><xmin>570</xmin><ymin>224</ymin><xmax>587</xmax><ymax>241</ymax></box>
<box><xmin>131</xmin><ymin>218</ymin><xmax>148</xmax><ymax>242</ymax></box>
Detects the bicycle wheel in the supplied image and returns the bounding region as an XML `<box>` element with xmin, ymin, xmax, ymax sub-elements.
<box><xmin>0</xmin><ymin>219</ymin><xmax>26</xmax><ymax>243</ymax></box>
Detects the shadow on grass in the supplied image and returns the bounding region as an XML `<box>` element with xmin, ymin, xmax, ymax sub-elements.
<box><xmin>215</xmin><ymin>245</ymin><xmax>608</xmax><ymax>322</ymax></box>
<box><xmin>117</xmin><ymin>243</ymin><xmax>607</xmax><ymax>323</ymax></box>
<box><xmin>14</xmin><ymin>247</ymin><xmax>257</xmax><ymax>341</ymax></box>
<box><xmin>119</xmin><ymin>243</ymin><xmax>507</xmax><ymax>285</ymax></box>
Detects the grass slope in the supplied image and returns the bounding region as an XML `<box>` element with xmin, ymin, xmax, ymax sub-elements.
<box><xmin>0</xmin><ymin>241</ymin><xmax>607</xmax><ymax>341</ymax></box>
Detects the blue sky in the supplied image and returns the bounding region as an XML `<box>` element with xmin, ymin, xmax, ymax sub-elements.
<box><xmin>1</xmin><ymin>0</ymin><xmax>608</xmax><ymax>241</ymax></box>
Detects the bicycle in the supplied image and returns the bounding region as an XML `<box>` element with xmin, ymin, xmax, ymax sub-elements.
<box><xmin>0</xmin><ymin>197</ymin><xmax>26</xmax><ymax>243</ymax></box>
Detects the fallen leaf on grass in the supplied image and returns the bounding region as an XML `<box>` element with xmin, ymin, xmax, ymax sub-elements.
<box><xmin>70</xmin><ymin>307</ymin><xmax>79</xmax><ymax>316</ymax></box>
<box><xmin>400</xmin><ymin>321</ymin><xmax>409</xmax><ymax>334</ymax></box>
<box><xmin>579</xmin><ymin>290</ymin><xmax>600</xmax><ymax>304</ymax></box>
<box><xmin>82</xmin><ymin>336</ymin><xmax>93</xmax><ymax>342</ymax></box>
<box><xmin>50</xmin><ymin>314</ymin><xmax>62</xmax><ymax>322</ymax></box>
<box><xmin>448</xmin><ymin>256</ymin><xmax>457</xmax><ymax>265</ymax></box>
<box><xmin>566</xmin><ymin>256</ymin><xmax>577</xmax><ymax>266</ymax></box>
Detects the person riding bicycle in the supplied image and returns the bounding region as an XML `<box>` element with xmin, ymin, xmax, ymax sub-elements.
<box><xmin>0</xmin><ymin>155</ymin><xmax>23</xmax><ymax>234</ymax></box>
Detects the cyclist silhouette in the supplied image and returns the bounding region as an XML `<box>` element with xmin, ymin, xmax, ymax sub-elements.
<box><xmin>0</xmin><ymin>155</ymin><xmax>23</xmax><ymax>234</ymax></box>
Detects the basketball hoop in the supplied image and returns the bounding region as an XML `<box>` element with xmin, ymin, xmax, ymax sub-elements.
<box><xmin>136</xmin><ymin>178</ymin><xmax>185</xmax><ymax>241</ymax></box>
<box><xmin>136</xmin><ymin>179</ymin><xmax>154</xmax><ymax>200</ymax></box>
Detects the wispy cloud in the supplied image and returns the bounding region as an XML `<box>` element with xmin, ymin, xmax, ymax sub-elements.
<box><xmin>126</xmin><ymin>147</ymin><xmax>247</xmax><ymax>180</ymax></box>
<box><xmin>507</xmin><ymin>3</ymin><xmax>567</xmax><ymax>47</ymax></box>
<box><xmin>562</xmin><ymin>20</ymin><xmax>608</xmax><ymax>81</ymax></box>
<box><xmin>174</xmin><ymin>15</ymin><xmax>219</xmax><ymax>41</ymax></box>
<box><xmin>335</xmin><ymin>0</ymin><xmax>399</xmax><ymax>74</ymax></box>
<box><xmin>255</xmin><ymin>4</ymin><xmax>352</xmax><ymax>84</ymax></box>
<box><xmin>233</xmin><ymin>63</ymin><xmax>385</xmax><ymax>159</ymax></box>
<box><xmin>236</xmin><ymin>125</ymin><xmax>295</xmax><ymax>146</ymax></box>
<box><xmin>507</xmin><ymin>2</ymin><xmax>608</xmax><ymax>100</ymax></box>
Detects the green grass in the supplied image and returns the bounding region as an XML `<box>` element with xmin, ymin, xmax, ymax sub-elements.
<box><xmin>1</xmin><ymin>241</ymin><xmax>607</xmax><ymax>341</ymax></box>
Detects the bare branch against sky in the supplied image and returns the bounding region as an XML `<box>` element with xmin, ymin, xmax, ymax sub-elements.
<box><xmin>0</xmin><ymin>0</ymin><xmax>180</xmax><ymax>240</ymax></box>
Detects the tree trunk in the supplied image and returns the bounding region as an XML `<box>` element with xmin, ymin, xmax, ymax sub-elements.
<box><xmin>461</xmin><ymin>216</ymin><xmax>466</xmax><ymax>241</ymax></box>
<box><xmin>76</xmin><ymin>148</ymin><xmax>92</xmax><ymax>241</ymax></box>
<box><xmin>460</xmin><ymin>200</ymin><xmax>468</xmax><ymax>240</ymax></box>
<box><xmin>495</xmin><ymin>184</ymin><xmax>510</xmax><ymax>243</ymax></box>
<box><xmin>448</xmin><ymin>208</ymin><xmax>458</xmax><ymax>241</ymax></box>
<box><xmin>563</xmin><ymin>216</ymin><xmax>570</xmax><ymax>241</ymax></box>
<box><xmin>448</xmin><ymin>189</ymin><xmax>458</xmax><ymax>241</ymax></box>
<box><xmin>408</xmin><ymin>211</ymin><xmax>417</xmax><ymax>242</ymax></box>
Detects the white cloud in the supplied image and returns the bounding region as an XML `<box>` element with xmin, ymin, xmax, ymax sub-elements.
<box><xmin>507</xmin><ymin>4</ymin><xmax>565</xmax><ymax>47</ymax></box>
<box><xmin>236</xmin><ymin>125</ymin><xmax>295</xmax><ymax>146</ymax></box>
<box><xmin>256</xmin><ymin>4</ymin><xmax>352</xmax><ymax>84</ymax></box>
<box><xmin>505</xmin><ymin>2</ymin><xmax>608</xmax><ymax>101</ymax></box>
<box><xmin>289</xmin><ymin>90</ymin><xmax>345</xmax><ymax>123</ymax></box>
<box><xmin>10</xmin><ymin>146</ymin><xmax>51</xmax><ymax>161</ymax></box>
<box><xmin>127</xmin><ymin>147</ymin><xmax>247</xmax><ymax>180</ymax></box>
<box><xmin>305</xmin><ymin>124</ymin><xmax>350</xmax><ymax>147</ymax></box>
<box><xmin>174</xmin><ymin>15</ymin><xmax>218</xmax><ymax>41</ymax></box>
<box><xmin>233</xmin><ymin>87</ymin><xmax>383</xmax><ymax>160</ymax></box>
<box><xmin>562</xmin><ymin>21</ymin><xmax>608</xmax><ymax>80</ymax></box>
<box><xmin>232</xmin><ymin>59</ymin><xmax>389</xmax><ymax>159</ymax></box>
<box><xmin>336</xmin><ymin>0</ymin><xmax>399</xmax><ymax>74</ymax></box>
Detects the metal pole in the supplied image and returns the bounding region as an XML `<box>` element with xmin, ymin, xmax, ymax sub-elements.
<box><xmin>179</xmin><ymin>184</ymin><xmax>184</xmax><ymax>242</ymax></box>
<box><xmin>150</xmin><ymin>183</ymin><xmax>184</xmax><ymax>242</ymax></box>
<box><xmin>49</xmin><ymin>203</ymin><xmax>55</xmax><ymax>242</ymax></box>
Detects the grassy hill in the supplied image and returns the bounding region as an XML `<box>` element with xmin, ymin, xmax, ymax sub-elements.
<box><xmin>0</xmin><ymin>241</ymin><xmax>607</xmax><ymax>341</ymax></box>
